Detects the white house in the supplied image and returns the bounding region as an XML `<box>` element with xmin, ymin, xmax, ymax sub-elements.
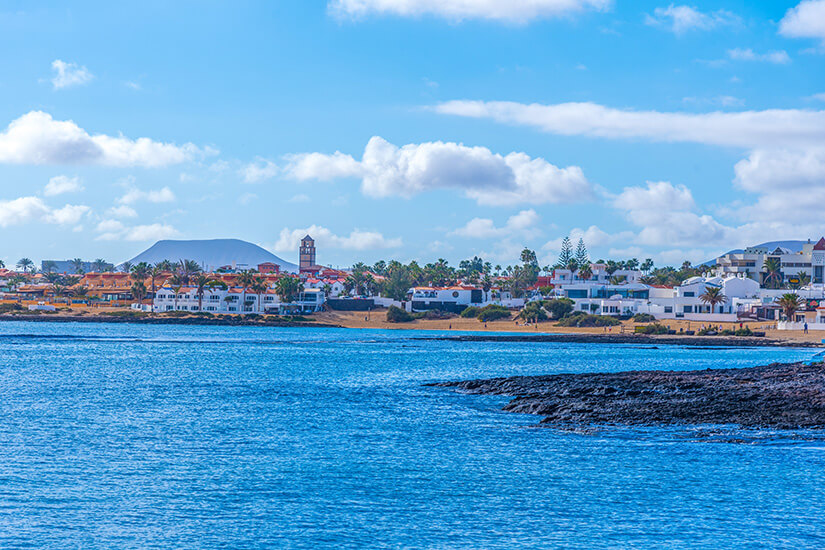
<box><xmin>152</xmin><ymin>286</ymin><xmax>325</xmax><ymax>314</ymax></box>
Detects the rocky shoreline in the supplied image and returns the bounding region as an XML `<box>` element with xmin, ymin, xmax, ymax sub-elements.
<box><xmin>432</xmin><ymin>362</ymin><xmax>825</xmax><ymax>429</ymax></box>
<box><xmin>420</xmin><ymin>333</ymin><xmax>822</xmax><ymax>347</ymax></box>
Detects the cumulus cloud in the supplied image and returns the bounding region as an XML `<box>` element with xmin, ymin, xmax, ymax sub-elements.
<box><xmin>734</xmin><ymin>148</ymin><xmax>825</xmax><ymax>193</ymax></box>
<box><xmin>727</xmin><ymin>48</ymin><xmax>791</xmax><ymax>64</ymax></box>
<box><xmin>117</xmin><ymin>186</ymin><xmax>176</xmax><ymax>205</ymax></box>
<box><xmin>434</xmin><ymin>100</ymin><xmax>825</xmax><ymax>149</ymax></box>
<box><xmin>779</xmin><ymin>0</ymin><xmax>825</xmax><ymax>44</ymax></box>
<box><xmin>328</xmin><ymin>0</ymin><xmax>611</xmax><ymax>23</ymax></box>
<box><xmin>0</xmin><ymin>111</ymin><xmax>205</xmax><ymax>167</ymax></box>
<box><xmin>51</xmin><ymin>60</ymin><xmax>93</xmax><ymax>89</ymax></box>
<box><xmin>451</xmin><ymin>209</ymin><xmax>540</xmax><ymax>238</ymax></box>
<box><xmin>106</xmin><ymin>205</ymin><xmax>138</xmax><ymax>218</ymax></box>
<box><xmin>645</xmin><ymin>5</ymin><xmax>739</xmax><ymax>34</ymax></box>
<box><xmin>44</xmin><ymin>175</ymin><xmax>83</xmax><ymax>196</ymax></box>
<box><xmin>241</xmin><ymin>158</ymin><xmax>279</xmax><ymax>183</ymax></box>
<box><xmin>543</xmin><ymin>225</ymin><xmax>633</xmax><ymax>252</ymax></box>
<box><xmin>273</xmin><ymin>224</ymin><xmax>402</xmax><ymax>252</ymax></box>
<box><xmin>612</xmin><ymin>181</ymin><xmax>730</xmax><ymax>247</ymax></box>
<box><xmin>95</xmin><ymin>219</ymin><xmax>179</xmax><ymax>241</ymax></box>
<box><xmin>286</xmin><ymin>136</ymin><xmax>592</xmax><ymax>206</ymax></box>
<box><xmin>0</xmin><ymin>196</ymin><xmax>89</xmax><ymax>227</ymax></box>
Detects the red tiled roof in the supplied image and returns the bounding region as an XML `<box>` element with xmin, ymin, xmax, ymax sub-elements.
<box><xmin>814</xmin><ymin>237</ymin><xmax>825</xmax><ymax>251</ymax></box>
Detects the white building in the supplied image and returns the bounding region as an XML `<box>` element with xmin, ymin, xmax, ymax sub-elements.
<box><xmin>151</xmin><ymin>286</ymin><xmax>325</xmax><ymax>314</ymax></box>
<box><xmin>715</xmin><ymin>238</ymin><xmax>825</xmax><ymax>286</ymax></box>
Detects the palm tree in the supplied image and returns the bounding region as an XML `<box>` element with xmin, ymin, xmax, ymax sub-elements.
<box><xmin>16</xmin><ymin>258</ymin><xmax>34</xmax><ymax>274</ymax></box>
<box><xmin>763</xmin><ymin>257</ymin><xmax>782</xmax><ymax>289</ymax></box>
<box><xmin>795</xmin><ymin>271</ymin><xmax>811</xmax><ymax>289</ymax></box>
<box><xmin>250</xmin><ymin>277</ymin><xmax>268</xmax><ymax>313</ymax></box>
<box><xmin>41</xmin><ymin>260</ymin><xmax>57</xmax><ymax>274</ymax></box>
<box><xmin>236</xmin><ymin>270</ymin><xmax>255</xmax><ymax>312</ymax></box>
<box><xmin>131</xmin><ymin>280</ymin><xmax>147</xmax><ymax>305</ymax></box>
<box><xmin>148</xmin><ymin>264</ymin><xmax>163</xmax><ymax>299</ymax></box>
<box><xmin>193</xmin><ymin>274</ymin><xmax>226</xmax><ymax>312</ymax></box>
<box><xmin>130</xmin><ymin>262</ymin><xmax>149</xmax><ymax>284</ymax></box>
<box><xmin>71</xmin><ymin>258</ymin><xmax>85</xmax><ymax>275</ymax></box>
<box><xmin>699</xmin><ymin>286</ymin><xmax>728</xmax><ymax>314</ymax></box>
<box><xmin>92</xmin><ymin>258</ymin><xmax>107</xmax><ymax>273</ymax></box>
<box><xmin>578</xmin><ymin>263</ymin><xmax>593</xmax><ymax>281</ymax></box>
<box><xmin>275</xmin><ymin>276</ymin><xmax>303</xmax><ymax>304</ymax></box>
<box><xmin>777</xmin><ymin>293</ymin><xmax>803</xmax><ymax>322</ymax></box>
<box><xmin>609</xmin><ymin>275</ymin><xmax>627</xmax><ymax>285</ymax></box>
<box><xmin>120</xmin><ymin>261</ymin><xmax>132</xmax><ymax>273</ymax></box>
<box><xmin>0</xmin><ymin>259</ymin><xmax>5</xmax><ymax>269</ymax></box>
<box><xmin>166</xmin><ymin>274</ymin><xmax>184</xmax><ymax>311</ymax></box>
<box><xmin>176</xmin><ymin>259</ymin><xmax>202</xmax><ymax>284</ymax></box>
<box><xmin>156</xmin><ymin>259</ymin><xmax>173</xmax><ymax>272</ymax></box>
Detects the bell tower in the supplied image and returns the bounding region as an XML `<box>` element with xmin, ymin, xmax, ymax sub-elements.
<box><xmin>299</xmin><ymin>235</ymin><xmax>316</xmax><ymax>272</ymax></box>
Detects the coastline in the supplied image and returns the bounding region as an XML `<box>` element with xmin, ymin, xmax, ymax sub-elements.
<box><xmin>2</xmin><ymin>309</ymin><xmax>823</xmax><ymax>347</ymax></box>
<box><xmin>433</xmin><ymin>361</ymin><xmax>825</xmax><ymax>430</ymax></box>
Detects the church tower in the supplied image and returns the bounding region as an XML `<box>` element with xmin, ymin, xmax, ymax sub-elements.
<box><xmin>299</xmin><ymin>235</ymin><xmax>316</xmax><ymax>272</ymax></box>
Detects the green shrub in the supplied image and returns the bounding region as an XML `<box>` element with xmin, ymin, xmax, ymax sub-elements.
<box><xmin>542</xmin><ymin>298</ymin><xmax>575</xmax><ymax>319</ymax></box>
<box><xmin>735</xmin><ymin>327</ymin><xmax>753</xmax><ymax>336</ymax></box>
<box><xmin>0</xmin><ymin>303</ymin><xmax>24</xmax><ymax>314</ymax></box>
<box><xmin>557</xmin><ymin>312</ymin><xmax>620</xmax><ymax>327</ymax></box>
<box><xmin>387</xmin><ymin>305</ymin><xmax>415</xmax><ymax>323</ymax></box>
<box><xmin>460</xmin><ymin>306</ymin><xmax>481</xmax><ymax>318</ymax></box>
<box><xmin>634</xmin><ymin>323</ymin><xmax>670</xmax><ymax>335</ymax></box>
<box><xmin>477</xmin><ymin>304</ymin><xmax>511</xmax><ymax>322</ymax></box>
<box><xmin>631</xmin><ymin>313</ymin><xmax>657</xmax><ymax>323</ymax></box>
<box><xmin>518</xmin><ymin>301</ymin><xmax>548</xmax><ymax>322</ymax></box>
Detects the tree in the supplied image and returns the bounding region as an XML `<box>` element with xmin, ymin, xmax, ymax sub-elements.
<box><xmin>176</xmin><ymin>259</ymin><xmax>201</xmax><ymax>284</ymax></box>
<box><xmin>156</xmin><ymin>259</ymin><xmax>174</xmax><ymax>272</ymax></box>
<box><xmin>791</xmin><ymin>271</ymin><xmax>811</xmax><ymax>289</ymax></box>
<box><xmin>16</xmin><ymin>258</ymin><xmax>33</xmax><ymax>274</ymax></box>
<box><xmin>609</xmin><ymin>275</ymin><xmax>627</xmax><ymax>285</ymax></box>
<box><xmin>0</xmin><ymin>260</ymin><xmax>4</xmax><ymax>269</ymax></box>
<box><xmin>167</xmin><ymin>275</ymin><xmax>184</xmax><ymax>311</ymax></box>
<box><xmin>518</xmin><ymin>301</ymin><xmax>548</xmax><ymax>323</ymax></box>
<box><xmin>275</xmin><ymin>276</ymin><xmax>304</xmax><ymax>304</ymax></box>
<box><xmin>130</xmin><ymin>262</ymin><xmax>149</xmax><ymax>285</ymax></box>
<box><xmin>250</xmin><ymin>277</ymin><xmax>268</xmax><ymax>313</ymax></box>
<box><xmin>544</xmin><ymin>298</ymin><xmax>574</xmax><ymax>319</ymax></box>
<box><xmin>236</xmin><ymin>270</ymin><xmax>255</xmax><ymax>312</ymax></box>
<box><xmin>194</xmin><ymin>273</ymin><xmax>226</xmax><ymax>312</ymax></box>
<box><xmin>574</xmin><ymin>238</ymin><xmax>589</xmax><ymax>269</ymax></box>
<box><xmin>578</xmin><ymin>263</ymin><xmax>593</xmax><ymax>281</ymax></box>
<box><xmin>777</xmin><ymin>293</ymin><xmax>802</xmax><ymax>321</ymax></box>
<box><xmin>92</xmin><ymin>258</ymin><xmax>108</xmax><ymax>272</ymax></box>
<box><xmin>699</xmin><ymin>286</ymin><xmax>728</xmax><ymax>313</ymax></box>
<box><xmin>148</xmin><ymin>264</ymin><xmax>163</xmax><ymax>299</ymax></box>
<box><xmin>41</xmin><ymin>260</ymin><xmax>57</xmax><ymax>274</ymax></box>
<box><xmin>131</xmin><ymin>280</ymin><xmax>147</xmax><ymax>305</ymax></box>
<box><xmin>556</xmin><ymin>237</ymin><xmax>573</xmax><ymax>270</ymax></box>
<box><xmin>121</xmin><ymin>261</ymin><xmax>132</xmax><ymax>273</ymax></box>
<box><xmin>640</xmin><ymin>258</ymin><xmax>654</xmax><ymax>274</ymax></box>
<box><xmin>763</xmin><ymin>258</ymin><xmax>782</xmax><ymax>289</ymax></box>
<box><xmin>71</xmin><ymin>258</ymin><xmax>85</xmax><ymax>275</ymax></box>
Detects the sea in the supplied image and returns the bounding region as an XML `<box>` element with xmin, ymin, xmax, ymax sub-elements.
<box><xmin>1</xmin><ymin>321</ymin><xmax>823</xmax><ymax>549</ymax></box>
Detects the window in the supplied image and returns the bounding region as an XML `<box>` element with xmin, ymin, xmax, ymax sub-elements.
<box><xmin>683</xmin><ymin>306</ymin><xmax>693</xmax><ymax>313</ymax></box>
<box><xmin>683</xmin><ymin>291</ymin><xmax>695</xmax><ymax>297</ymax></box>
<box><xmin>664</xmin><ymin>306</ymin><xmax>673</xmax><ymax>313</ymax></box>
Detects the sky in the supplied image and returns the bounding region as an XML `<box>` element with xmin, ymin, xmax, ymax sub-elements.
<box><xmin>0</xmin><ymin>0</ymin><xmax>824</xmax><ymax>270</ymax></box>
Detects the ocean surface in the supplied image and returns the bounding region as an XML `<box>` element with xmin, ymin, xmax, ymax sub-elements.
<box><xmin>1</xmin><ymin>321</ymin><xmax>824</xmax><ymax>549</ymax></box>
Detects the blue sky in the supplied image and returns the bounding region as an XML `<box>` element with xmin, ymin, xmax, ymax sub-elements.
<box><xmin>1</xmin><ymin>0</ymin><xmax>824</xmax><ymax>269</ymax></box>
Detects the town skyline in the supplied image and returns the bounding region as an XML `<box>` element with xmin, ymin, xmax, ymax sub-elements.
<box><xmin>1</xmin><ymin>1</ymin><xmax>824</xmax><ymax>269</ymax></box>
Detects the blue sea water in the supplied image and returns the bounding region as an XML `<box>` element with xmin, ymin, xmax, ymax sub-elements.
<box><xmin>1</xmin><ymin>321</ymin><xmax>824</xmax><ymax>549</ymax></box>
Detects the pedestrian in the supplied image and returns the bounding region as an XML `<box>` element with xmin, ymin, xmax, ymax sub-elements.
<box><xmin>804</xmin><ymin>322</ymin><xmax>809</xmax><ymax>334</ymax></box>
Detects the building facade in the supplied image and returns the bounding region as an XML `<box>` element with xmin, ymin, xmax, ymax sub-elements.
<box><xmin>299</xmin><ymin>235</ymin><xmax>316</xmax><ymax>273</ymax></box>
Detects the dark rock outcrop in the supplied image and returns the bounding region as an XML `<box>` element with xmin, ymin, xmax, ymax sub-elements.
<box><xmin>433</xmin><ymin>362</ymin><xmax>825</xmax><ymax>429</ymax></box>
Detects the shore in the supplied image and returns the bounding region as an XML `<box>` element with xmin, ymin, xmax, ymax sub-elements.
<box><xmin>2</xmin><ymin>308</ymin><xmax>824</xmax><ymax>346</ymax></box>
<box><xmin>433</xmin><ymin>361</ymin><xmax>825</xmax><ymax>430</ymax></box>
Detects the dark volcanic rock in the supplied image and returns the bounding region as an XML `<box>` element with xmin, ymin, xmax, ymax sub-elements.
<box><xmin>433</xmin><ymin>362</ymin><xmax>825</xmax><ymax>429</ymax></box>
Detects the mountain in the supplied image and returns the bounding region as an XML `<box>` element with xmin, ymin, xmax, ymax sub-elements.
<box><xmin>123</xmin><ymin>239</ymin><xmax>298</xmax><ymax>272</ymax></box>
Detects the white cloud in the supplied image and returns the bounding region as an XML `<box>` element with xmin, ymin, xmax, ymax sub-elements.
<box><xmin>727</xmin><ymin>48</ymin><xmax>791</xmax><ymax>64</ymax></box>
<box><xmin>779</xmin><ymin>0</ymin><xmax>825</xmax><ymax>44</ymax></box>
<box><xmin>288</xmin><ymin>194</ymin><xmax>311</xmax><ymax>203</ymax></box>
<box><xmin>328</xmin><ymin>0</ymin><xmax>611</xmax><ymax>23</ymax></box>
<box><xmin>612</xmin><ymin>181</ymin><xmax>730</xmax><ymax>247</ymax></box>
<box><xmin>0</xmin><ymin>196</ymin><xmax>89</xmax><ymax>227</ymax></box>
<box><xmin>451</xmin><ymin>209</ymin><xmax>540</xmax><ymax>238</ymax></box>
<box><xmin>273</xmin><ymin>224</ymin><xmax>402</xmax><ymax>252</ymax></box>
<box><xmin>238</xmin><ymin>192</ymin><xmax>258</xmax><ymax>205</ymax></box>
<box><xmin>241</xmin><ymin>158</ymin><xmax>279</xmax><ymax>183</ymax></box>
<box><xmin>645</xmin><ymin>5</ymin><xmax>739</xmax><ymax>34</ymax></box>
<box><xmin>117</xmin><ymin>186</ymin><xmax>175</xmax><ymax>205</ymax></box>
<box><xmin>734</xmin><ymin>148</ymin><xmax>825</xmax><ymax>193</ymax></box>
<box><xmin>44</xmin><ymin>175</ymin><xmax>83</xmax><ymax>196</ymax></box>
<box><xmin>810</xmin><ymin>93</ymin><xmax>825</xmax><ymax>101</ymax></box>
<box><xmin>50</xmin><ymin>60</ymin><xmax>93</xmax><ymax>89</ymax></box>
<box><xmin>543</xmin><ymin>225</ymin><xmax>632</xmax><ymax>252</ymax></box>
<box><xmin>287</xmin><ymin>136</ymin><xmax>592</xmax><ymax>205</ymax></box>
<box><xmin>285</xmin><ymin>151</ymin><xmax>362</xmax><ymax>181</ymax></box>
<box><xmin>0</xmin><ymin>111</ymin><xmax>205</xmax><ymax>167</ymax></box>
<box><xmin>95</xmin><ymin>219</ymin><xmax>179</xmax><ymax>242</ymax></box>
<box><xmin>107</xmin><ymin>205</ymin><xmax>138</xmax><ymax>218</ymax></box>
<box><xmin>433</xmin><ymin>100</ymin><xmax>825</xmax><ymax>149</ymax></box>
